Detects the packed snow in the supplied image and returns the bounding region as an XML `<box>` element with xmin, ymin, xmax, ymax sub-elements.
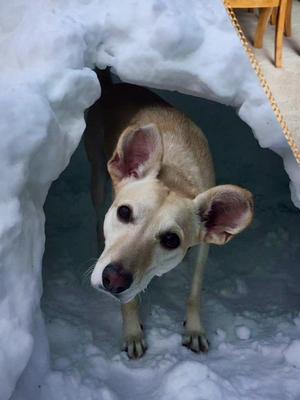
<box><xmin>235</xmin><ymin>326</ymin><xmax>251</xmax><ymax>341</ymax></box>
<box><xmin>0</xmin><ymin>0</ymin><xmax>299</xmax><ymax>399</ymax></box>
<box><xmin>284</xmin><ymin>340</ymin><xmax>300</xmax><ymax>369</ymax></box>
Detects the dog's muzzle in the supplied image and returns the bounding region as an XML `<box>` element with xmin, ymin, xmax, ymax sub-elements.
<box><xmin>102</xmin><ymin>262</ymin><xmax>133</xmax><ymax>294</ymax></box>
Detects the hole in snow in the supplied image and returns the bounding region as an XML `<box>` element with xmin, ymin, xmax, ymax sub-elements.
<box><xmin>41</xmin><ymin>87</ymin><xmax>300</xmax><ymax>399</ymax></box>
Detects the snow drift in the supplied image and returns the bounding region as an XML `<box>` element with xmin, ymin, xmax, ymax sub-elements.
<box><xmin>0</xmin><ymin>0</ymin><xmax>299</xmax><ymax>399</ymax></box>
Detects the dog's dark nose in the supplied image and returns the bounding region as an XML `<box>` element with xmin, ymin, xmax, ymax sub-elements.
<box><xmin>102</xmin><ymin>263</ymin><xmax>133</xmax><ymax>294</ymax></box>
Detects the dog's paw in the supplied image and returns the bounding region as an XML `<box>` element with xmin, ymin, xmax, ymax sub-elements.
<box><xmin>122</xmin><ymin>333</ymin><xmax>147</xmax><ymax>359</ymax></box>
<box><xmin>182</xmin><ymin>330</ymin><xmax>209</xmax><ymax>353</ymax></box>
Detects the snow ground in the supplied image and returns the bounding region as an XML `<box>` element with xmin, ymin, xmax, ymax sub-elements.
<box><xmin>40</xmin><ymin>94</ymin><xmax>300</xmax><ymax>400</ymax></box>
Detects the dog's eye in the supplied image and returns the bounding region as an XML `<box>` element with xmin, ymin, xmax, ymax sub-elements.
<box><xmin>160</xmin><ymin>232</ymin><xmax>180</xmax><ymax>250</ymax></box>
<box><xmin>117</xmin><ymin>205</ymin><xmax>132</xmax><ymax>223</ymax></box>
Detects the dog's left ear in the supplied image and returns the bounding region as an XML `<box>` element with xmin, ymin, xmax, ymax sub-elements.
<box><xmin>194</xmin><ymin>185</ymin><xmax>254</xmax><ymax>245</ymax></box>
<box><xmin>108</xmin><ymin>124</ymin><xmax>163</xmax><ymax>184</ymax></box>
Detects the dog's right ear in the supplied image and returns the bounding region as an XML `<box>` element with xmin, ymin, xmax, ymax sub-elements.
<box><xmin>108</xmin><ymin>124</ymin><xmax>163</xmax><ymax>184</ymax></box>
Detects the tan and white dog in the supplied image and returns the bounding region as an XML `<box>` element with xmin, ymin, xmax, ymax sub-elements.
<box><xmin>85</xmin><ymin>73</ymin><xmax>253</xmax><ymax>359</ymax></box>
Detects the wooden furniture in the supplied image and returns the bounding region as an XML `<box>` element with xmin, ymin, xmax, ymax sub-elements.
<box><xmin>228</xmin><ymin>0</ymin><xmax>288</xmax><ymax>67</ymax></box>
<box><xmin>271</xmin><ymin>0</ymin><xmax>292</xmax><ymax>37</ymax></box>
<box><xmin>284</xmin><ymin>0</ymin><xmax>292</xmax><ymax>37</ymax></box>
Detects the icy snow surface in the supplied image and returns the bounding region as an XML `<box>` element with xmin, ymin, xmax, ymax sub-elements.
<box><xmin>0</xmin><ymin>0</ymin><xmax>299</xmax><ymax>399</ymax></box>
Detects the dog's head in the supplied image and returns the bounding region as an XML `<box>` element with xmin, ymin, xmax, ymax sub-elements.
<box><xmin>91</xmin><ymin>124</ymin><xmax>253</xmax><ymax>303</ymax></box>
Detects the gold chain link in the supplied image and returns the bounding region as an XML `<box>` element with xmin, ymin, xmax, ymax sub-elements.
<box><xmin>224</xmin><ymin>1</ymin><xmax>300</xmax><ymax>165</ymax></box>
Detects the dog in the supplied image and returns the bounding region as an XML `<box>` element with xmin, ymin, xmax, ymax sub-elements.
<box><xmin>84</xmin><ymin>71</ymin><xmax>254</xmax><ymax>359</ymax></box>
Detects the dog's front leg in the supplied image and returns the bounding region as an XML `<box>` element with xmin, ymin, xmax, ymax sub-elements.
<box><xmin>182</xmin><ymin>243</ymin><xmax>210</xmax><ymax>353</ymax></box>
<box><xmin>121</xmin><ymin>298</ymin><xmax>147</xmax><ymax>359</ymax></box>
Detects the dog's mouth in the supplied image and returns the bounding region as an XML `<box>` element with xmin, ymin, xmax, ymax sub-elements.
<box><xmin>94</xmin><ymin>283</ymin><xmax>137</xmax><ymax>304</ymax></box>
<box><xmin>94</xmin><ymin>285</ymin><xmax>122</xmax><ymax>302</ymax></box>
<box><xmin>91</xmin><ymin>259</ymin><xmax>164</xmax><ymax>304</ymax></box>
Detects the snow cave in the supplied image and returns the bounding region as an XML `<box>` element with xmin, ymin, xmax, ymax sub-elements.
<box><xmin>1</xmin><ymin>1</ymin><xmax>300</xmax><ymax>400</ymax></box>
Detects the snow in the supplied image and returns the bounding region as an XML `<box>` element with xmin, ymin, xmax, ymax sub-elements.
<box><xmin>284</xmin><ymin>340</ymin><xmax>300</xmax><ymax>368</ymax></box>
<box><xmin>0</xmin><ymin>0</ymin><xmax>299</xmax><ymax>399</ymax></box>
<box><xmin>160</xmin><ymin>361</ymin><xmax>239</xmax><ymax>400</ymax></box>
<box><xmin>235</xmin><ymin>326</ymin><xmax>251</xmax><ymax>340</ymax></box>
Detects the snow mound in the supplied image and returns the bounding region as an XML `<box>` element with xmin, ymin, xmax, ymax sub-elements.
<box><xmin>160</xmin><ymin>361</ymin><xmax>239</xmax><ymax>400</ymax></box>
<box><xmin>235</xmin><ymin>325</ymin><xmax>251</xmax><ymax>340</ymax></box>
<box><xmin>284</xmin><ymin>340</ymin><xmax>300</xmax><ymax>368</ymax></box>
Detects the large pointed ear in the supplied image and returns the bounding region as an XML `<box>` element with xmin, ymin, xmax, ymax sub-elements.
<box><xmin>107</xmin><ymin>124</ymin><xmax>163</xmax><ymax>185</ymax></box>
<box><xmin>194</xmin><ymin>185</ymin><xmax>254</xmax><ymax>245</ymax></box>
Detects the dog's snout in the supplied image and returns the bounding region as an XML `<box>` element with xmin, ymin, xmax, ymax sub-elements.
<box><xmin>102</xmin><ymin>263</ymin><xmax>133</xmax><ymax>294</ymax></box>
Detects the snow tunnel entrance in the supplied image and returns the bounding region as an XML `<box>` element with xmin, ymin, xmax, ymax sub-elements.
<box><xmin>41</xmin><ymin>87</ymin><xmax>300</xmax><ymax>398</ymax></box>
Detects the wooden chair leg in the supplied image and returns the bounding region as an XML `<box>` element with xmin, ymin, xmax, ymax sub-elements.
<box><xmin>284</xmin><ymin>0</ymin><xmax>292</xmax><ymax>37</ymax></box>
<box><xmin>270</xmin><ymin>7</ymin><xmax>278</xmax><ymax>25</ymax></box>
<box><xmin>254</xmin><ymin>8</ymin><xmax>273</xmax><ymax>48</ymax></box>
<box><xmin>275</xmin><ymin>0</ymin><xmax>288</xmax><ymax>67</ymax></box>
